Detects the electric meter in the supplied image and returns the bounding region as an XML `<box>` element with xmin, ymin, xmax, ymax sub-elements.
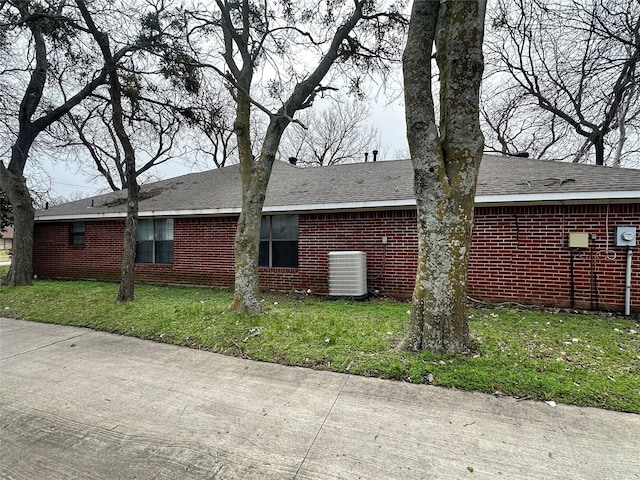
<box><xmin>615</xmin><ymin>226</ymin><xmax>637</xmax><ymax>247</ymax></box>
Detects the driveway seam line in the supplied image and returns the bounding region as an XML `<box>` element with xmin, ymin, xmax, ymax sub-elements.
<box><xmin>1</xmin><ymin>330</ymin><xmax>92</xmax><ymax>361</ymax></box>
<box><xmin>293</xmin><ymin>374</ymin><xmax>350</xmax><ymax>479</ymax></box>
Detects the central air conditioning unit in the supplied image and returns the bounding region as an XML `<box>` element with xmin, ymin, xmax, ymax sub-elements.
<box><xmin>328</xmin><ymin>251</ymin><xmax>368</xmax><ymax>299</ymax></box>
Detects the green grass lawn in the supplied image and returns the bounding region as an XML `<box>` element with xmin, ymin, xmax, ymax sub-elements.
<box><xmin>1</xmin><ymin>277</ymin><xmax>638</xmax><ymax>413</ymax></box>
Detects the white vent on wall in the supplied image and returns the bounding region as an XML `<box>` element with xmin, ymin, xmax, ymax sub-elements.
<box><xmin>328</xmin><ymin>251</ymin><xmax>367</xmax><ymax>299</ymax></box>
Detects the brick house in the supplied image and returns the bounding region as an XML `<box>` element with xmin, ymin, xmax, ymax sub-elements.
<box><xmin>33</xmin><ymin>155</ymin><xmax>640</xmax><ymax>313</ymax></box>
<box><xmin>1</xmin><ymin>225</ymin><xmax>13</xmax><ymax>254</ymax></box>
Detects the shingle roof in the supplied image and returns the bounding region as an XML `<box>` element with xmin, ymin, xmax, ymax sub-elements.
<box><xmin>35</xmin><ymin>155</ymin><xmax>640</xmax><ymax>220</ymax></box>
<box><xmin>477</xmin><ymin>155</ymin><xmax>640</xmax><ymax>196</ymax></box>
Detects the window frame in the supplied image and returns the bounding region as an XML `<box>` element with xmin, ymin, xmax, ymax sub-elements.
<box><xmin>69</xmin><ymin>222</ymin><xmax>85</xmax><ymax>245</ymax></box>
<box><xmin>259</xmin><ymin>214</ymin><xmax>299</xmax><ymax>268</ymax></box>
<box><xmin>135</xmin><ymin>218</ymin><xmax>174</xmax><ymax>264</ymax></box>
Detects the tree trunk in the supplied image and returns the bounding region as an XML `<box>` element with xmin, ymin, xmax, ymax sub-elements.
<box><xmin>0</xmin><ymin>163</ymin><xmax>33</xmax><ymax>286</ymax></box>
<box><xmin>228</xmin><ymin>81</ymin><xmax>261</xmax><ymax>313</ymax></box>
<box><xmin>230</xmin><ymin>199</ymin><xmax>263</xmax><ymax>314</ymax></box>
<box><xmin>217</xmin><ymin>0</ymin><xmax>367</xmax><ymax>313</ymax></box>
<box><xmin>77</xmin><ymin>0</ymin><xmax>140</xmax><ymax>303</ymax></box>
<box><xmin>398</xmin><ymin>0</ymin><xmax>486</xmax><ymax>353</ymax></box>
<box><xmin>402</xmin><ymin>179</ymin><xmax>475</xmax><ymax>352</ymax></box>
<box><xmin>594</xmin><ymin>136</ymin><xmax>605</xmax><ymax>166</ymax></box>
<box><xmin>613</xmin><ymin>116</ymin><xmax>627</xmax><ymax>168</ymax></box>
<box><xmin>116</xmin><ymin>178</ymin><xmax>138</xmax><ymax>303</ymax></box>
<box><xmin>230</xmin><ymin>121</ymin><xmax>287</xmax><ymax>314</ymax></box>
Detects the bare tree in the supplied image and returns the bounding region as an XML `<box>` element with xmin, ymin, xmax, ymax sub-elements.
<box><xmin>0</xmin><ymin>0</ymin><xmax>185</xmax><ymax>287</ymax></box>
<box><xmin>75</xmin><ymin>0</ymin><xmax>196</xmax><ymax>302</ymax></box>
<box><xmin>76</xmin><ymin>0</ymin><xmax>142</xmax><ymax>302</ymax></box>
<box><xmin>65</xmin><ymin>93</ymin><xmax>184</xmax><ymax>302</ymax></box>
<box><xmin>180</xmin><ymin>85</ymin><xmax>238</xmax><ymax>169</ymax></box>
<box><xmin>187</xmin><ymin>0</ymin><xmax>406</xmax><ymax>313</ymax></box>
<box><xmin>484</xmin><ymin>0</ymin><xmax>640</xmax><ymax>166</ymax></box>
<box><xmin>399</xmin><ymin>0</ymin><xmax>486</xmax><ymax>353</ymax></box>
<box><xmin>611</xmin><ymin>83</ymin><xmax>639</xmax><ymax>166</ymax></box>
<box><xmin>280</xmin><ymin>97</ymin><xmax>381</xmax><ymax>166</ymax></box>
<box><xmin>0</xmin><ymin>1</ymin><xmax>111</xmax><ymax>286</ymax></box>
<box><xmin>480</xmin><ymin>81</ymin><xmax>572</xmax><ymax>159</ymax></box>
<box><xmin>65</xmin><ymin>94</ymin><xmax>185</xmax><ymax>194</ymax></box>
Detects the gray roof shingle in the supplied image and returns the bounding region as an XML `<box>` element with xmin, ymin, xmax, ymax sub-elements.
<box><xmin>36</xmin><ymin>155</ymin><xmax>640</xmax><ymax>220</ymax></box>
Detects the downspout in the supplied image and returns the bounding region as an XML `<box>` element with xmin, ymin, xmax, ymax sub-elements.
<box><xmin>625</xmin><ymin>247</ymin><xmax>633</xmax><ymax>316</ymax></box>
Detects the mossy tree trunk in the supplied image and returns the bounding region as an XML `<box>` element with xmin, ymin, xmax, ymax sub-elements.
<box><xmin>230</xmin><ymin>124</ymin><xmax>287</xmax><ymax>314</ymax></box>
<box><xmin>222</xmin><ymin>1</ymin><xmax>367</xmax><ymax>314</ymax></box>
<box><xmin>398</xmin><ymin>0</ymin><xmax>486</xmax><ymax>353</ymax></box>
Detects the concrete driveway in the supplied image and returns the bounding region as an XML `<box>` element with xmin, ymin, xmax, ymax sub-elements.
<box><xmin>1</xmin><ymin>317</ymin><xmax>639</xmax><ymax>479</ymax></box>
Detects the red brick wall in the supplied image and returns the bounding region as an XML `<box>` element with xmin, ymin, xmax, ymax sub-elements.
<box><xmin>32</xmin><ymin>203</ymin><xmax>639</xmax><ymax>313</ymax></box>
<box><xmin>469</xmin><ymin>204</ymin><xmax>639</xmax><ymax>313</ymax></box>
<box><xmin>136</xmin><ymin>216</ymin><xmax>237</xmax><ymax>288</ymax></box>
<box><xmin>262</xmin><ymin>210</ymin><xmax>419</xmax><ymax>297</ymax></box>
<box><xmin>33</xmin><ymin>220</ymin><xmax>123</xmax><ymax>282</ymax></box>
<box><xmin>32</xmin><ymin>212</ymin><xmax>417</xmax><ymax>294</ymax></box>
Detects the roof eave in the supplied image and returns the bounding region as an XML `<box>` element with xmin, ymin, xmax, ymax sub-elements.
<box><xmin>475</xmin><ymin>190</ymin><xmax>640</xmax><ymax>207</ymax></box>
<box><xmin>34</xmin><ymin>190</ymin><xmax>640</xmax><ymax>222</ymax></box>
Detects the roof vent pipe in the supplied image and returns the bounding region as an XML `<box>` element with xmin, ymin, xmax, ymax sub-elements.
<box><xmin>373</xmin><ymin>150</ymin><xmax>378</xmax><ymax>162</ymax></box>
<box><xmin>364</xmin><ymin>152</ymin><xmax>368</xmax><ymax>162</ymax></box>
<box><xmin>288</xmin><ymin>157</ymin><xmax>297</xmax><ymax>165</ymax></box>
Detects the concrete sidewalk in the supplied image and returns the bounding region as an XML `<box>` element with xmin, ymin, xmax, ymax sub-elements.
<box><xmin>1</xmin><ymin>317</ymin><xmax>638</xmax><ymax>479</ymax></box>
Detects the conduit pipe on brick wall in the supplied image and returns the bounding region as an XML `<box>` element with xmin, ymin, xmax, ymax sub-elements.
<box><xmin>625</xmin><ymin>248</ymin><xmax>633</xmax><ymax>316</ymax></box>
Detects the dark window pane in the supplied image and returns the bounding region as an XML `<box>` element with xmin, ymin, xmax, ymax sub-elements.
<box><xmin>155</xmin><ymin>240</ymin><xmax>173</xmax><ymax>264</ymax></box>
<box><xmin>259</xmin><ymin>215</ymin><xmax>299</xmax><ymax>267</ymax></box>
<box><xmin>165</xmin><ymin>219</ymin><xmax>174</xmax><ymax>239</ymax></box>
<box><xmin>271</xmin><ymin>215</ymin><xmax>297</xmax><ymax>239</ymax></box>
<box><xmin>69</xmin><ymin>222</ymin><xmax>85</xmax><ymax>245</ymax></box>
<box><xmin>272</xmin><ymin>241</ymin><xmax>298</xmax><ymax>267</ymax></box>
<box><xmin>260</xmin><ymin>217</ymin><xmax>270</xmax><ymax>240</ymax></box>
<box><xmin>137</xmin><ymin>219</ymin><xmax>154</xmax><ymax>241</ymax></box>
<box><xmin>70</xmin><ymin>233</ymin><xmax>84</xmax><ymax>245</ymax></box>
<box><xmin>70</xmin><ymin>222</ymin><xmax>84</xmax><ymax>233</ymax></box>
<box><xmin>136</xmin><ymin>241</ymin><xmax>153</xmax><ymax>263</ymax></box>
<box><xmin>258</xmin><ymin>241</ymin><xmax>269</xmax><ymax>267</ymax></box>
<box><xmin>155</xmin><ymin>219</ymin><xmax>173</xmax><ymax>241</ymax></box>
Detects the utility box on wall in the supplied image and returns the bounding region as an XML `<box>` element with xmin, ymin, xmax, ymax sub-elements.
<box><xmin>615</xmin><ymin>226</ymin><xmax>637</xmax><ymax>247</ymax></box>
<box><xmin>569</xmin><ymin>233</ymin><xmax>589</xmax><ymax>248</ymax></box>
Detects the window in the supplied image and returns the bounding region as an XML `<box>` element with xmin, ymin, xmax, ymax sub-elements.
<box><xmin>136</xmin><ymin>218</ymin><xmax>173</xmax><ymax>264</ymax></box>
<box><xmin>259</xmin><ymin>215</ymin><xmax>298</xmax><ymax>268</ymax></box>
<box><xmin>69</xmin><ymin>222</ymin><xmax>85</xmax><ymax>245</ymax></box>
